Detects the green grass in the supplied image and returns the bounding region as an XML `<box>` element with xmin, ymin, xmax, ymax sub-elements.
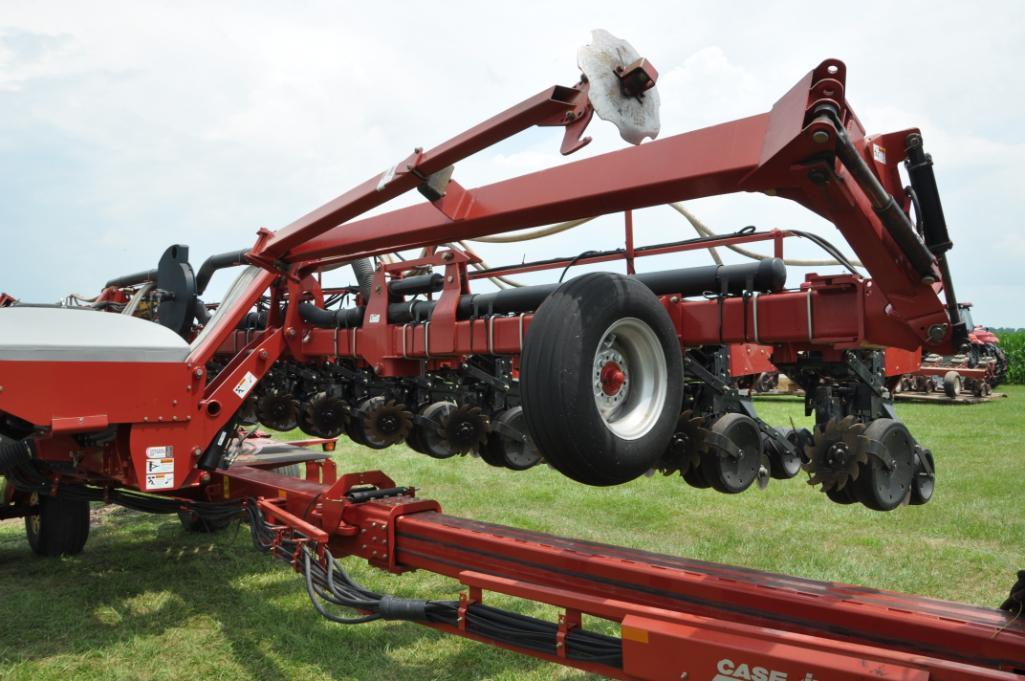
<box><xmin>2</xmin><ymin>388</ymin><xmax>1024</xmax><ymax>680</ymax></box>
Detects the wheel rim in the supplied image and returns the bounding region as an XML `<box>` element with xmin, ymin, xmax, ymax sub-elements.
<box><xmin>591</xmin><ymin>317</ymin><xmax>667</xmax><ymax>441</ymax></box>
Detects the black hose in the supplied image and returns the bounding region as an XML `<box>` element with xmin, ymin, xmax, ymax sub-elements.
<box><xmin>195</xmin><ymin>249</ymin><xmax>249</xmax><ymax>295</ymax></box>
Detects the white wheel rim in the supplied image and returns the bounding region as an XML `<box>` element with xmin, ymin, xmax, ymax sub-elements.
<box><xmin>592</xmin><ymin>317</ymin><xmax>668</xmax><ymax>440</ymax></box>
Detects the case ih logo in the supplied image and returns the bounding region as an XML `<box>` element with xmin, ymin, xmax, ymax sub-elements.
<box><xmin>713</xmin><ymin>658</ymin><xmax>819</xmax><ymax>681</ymax></box>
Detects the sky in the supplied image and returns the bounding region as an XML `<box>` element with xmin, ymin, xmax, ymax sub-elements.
<box><xmin>2</xmin><ymin>1</ymin><xmax>1023</xmax><ymax>326</ymax></box>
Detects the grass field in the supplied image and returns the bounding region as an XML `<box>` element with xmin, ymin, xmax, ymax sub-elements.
<box><xmin>1</xmin><ymin>388</ymin><xmax>1023</xmax><ymax>680</ymax></box>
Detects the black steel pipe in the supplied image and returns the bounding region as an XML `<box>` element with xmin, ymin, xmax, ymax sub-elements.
<box><xmin>389</xmin><ymin>273</ymin><xmax>444</xmax><ymax>297</ymax></box>
<box><xmin>302</xmin><ymin>260</ymin><xmax>785</xmax><ymax>329</ymax></box>
<box><xmin>298</xmin><ymin>302</ymin><xmax>365</xmax><ymax>328</ymax></box>
<box><xmin>105</xmin><ymin>268</ymin><xmax>158</xmax><ymax>289</ymax></box>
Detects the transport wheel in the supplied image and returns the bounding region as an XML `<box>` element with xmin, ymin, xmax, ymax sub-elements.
<box><xmin>909</xmin><ymin>448</ymin><xmax>935</xmax><ymax>505</ymax></box>
<box><xmin>521</xmin><ymin>273</ymin><xmax>683</xmax><ymax>486</ymax></box>
<box><xmin>25</xmin><ymin>493</ymin><xmax>90</xmax><ymax>556</ymax></box>
<box><xmin>766</xmin><ymin>429</ymin><xmax>803</xmax><ymax>479</ymax></box>
<box><xmin>942</xmin><ymin>371</ymin><xmax>961</xmax><ymax>399</ymax></box>
<box><xmin>484</xmin><ymin>407</ymin><xmax>542</xmax><ymax>471</ymax></box>
<box><xmin>699</xmin><ymin>413</ymin><xmax>762</xmax><ymax>494</ymax></box>
<box><xmin>854</xmin><ymin>418</ymin><xmax>916</xmax><ymax>512</ymax></box>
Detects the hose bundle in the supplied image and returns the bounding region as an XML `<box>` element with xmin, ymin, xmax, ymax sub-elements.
<box><xmin>244</xmin><ymin>502</ymin><xmax>623</xmax><ymax>666</ymax></box>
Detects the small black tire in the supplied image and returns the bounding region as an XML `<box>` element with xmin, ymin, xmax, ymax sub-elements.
<box><xmin>909</xmin><ymin>448</ymin><xmax>935</xmax><ymax>505</ymax></box>
<box><xmin>766</xmin><ymin>430</ymin><xmax>803</xmax><ymax>480</ymax></box>
<box><xmin>521</xmin><ymin>273</ymin><xmax>683</xmax><ymax>486</ymax></box>
<box><xmin>943</xmin><ymin>371</ymin><xmax>961</xmax><ymax>399</ymax></box>
<box><xmin>25</xmin><ymin>493</ymin><xmax>90</xmax><ymax>556</ymax></box>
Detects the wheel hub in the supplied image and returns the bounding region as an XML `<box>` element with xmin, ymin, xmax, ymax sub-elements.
<box><xmin>594</xmin><ymin>348</ymin><xmax>629</xmax><ymax>411</ymax></box>
<box><xmin>599</xmin><ymin>361</ymin><xmax>626</xmax><ymax>395</ymax></box>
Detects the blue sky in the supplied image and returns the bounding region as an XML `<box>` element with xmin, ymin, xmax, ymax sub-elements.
<box><xmin>2</xmin><ymin>1</ymin><xmax>1023</xmax><ymax>326</ymax></box>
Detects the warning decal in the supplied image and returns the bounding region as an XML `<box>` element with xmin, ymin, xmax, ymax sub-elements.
<box><xmin>145</xmin><ymin>472</ymin><xmax>174</xmax><ymax>490</ymax></box>
<box><xmin>144</xmin><ymin>446</ymin><xmax>175</xmax><ymax>489</ymax></box>
<box><xmin>146</xmin><ymin>458</ymin><xmax>174</xmax><ymax>474</ymax></box>
<box><xmin>234</xmin><ymin>371</ymin><xmax>258</xmax><ymax>399</ymax></box>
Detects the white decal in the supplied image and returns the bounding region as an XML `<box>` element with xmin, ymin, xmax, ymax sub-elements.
<box><xmin>146</xmin><ymin>445</ymin><xmax>172</xmax><ymax>459</ymax></box>
<box><xmin>872</xmin><ymin>143</ymin><xmax>887</xmax><ymax>164</ymax></box>
<box><xmin>233</xmin><ymin>371</ymin><xmax>257</xmax><ymax>399</ymax></box>
<box><xmin>145</xmin><ymin>472</ymin><xmax>174</xmax><ymax>490</ymax></box>
<box><xmin>714</xmin><ymin>658</ymin><xmax>802</xmax><ymax>681</ymax></box>
<box><xmin>145</xmin><ymin>458</ymin><xmax>174</xmax><ymax>474</ymax></box>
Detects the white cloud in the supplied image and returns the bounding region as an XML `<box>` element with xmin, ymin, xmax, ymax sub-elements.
<box><xmin>1</xmin><ymin>1</ymin><xmax>1024</xmax><ymax>327</ymax></box>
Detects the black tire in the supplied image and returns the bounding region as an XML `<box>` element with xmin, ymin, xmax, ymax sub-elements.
<box><xmin>943</xmin><ymin>371</ymin><xmax>961</xmax><ymax>399</ymax></box>
<box><xmin>854</xmin><ymin>418</ymin><xmax>916</xmax><ymax>512</ymax></box>
<box><xmin>909</xmin><ymin>448</ymin><xmax>935</xmax><ymax>505</ymax></box>
<box><xmin>521</xmin><ymin>273</ymin><xmax>683</xmax><ymax>486</ymax></box>
<box><xmin>25</xmin><ymin>493</ymin><xmax>90</xmax><ymax>556</ymax></box>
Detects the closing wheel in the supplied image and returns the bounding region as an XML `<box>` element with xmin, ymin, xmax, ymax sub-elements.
<box><xmin>521</xmin><ymin>272</ymin><xmax>683</xmax><ymax>486</ymax></box>
<box><xmin>484</xmin><ymin>406</ymin><xmax>542</xmax><ymax>471</ymax></box>
<box><xmin>25</xmin><ymin>493</ymin><xmax>90</xmax><ymax>556</ymax></box>
<box><xmin>854</xmin><ymin>418</ymin><xmax>916</xmax><ymax>512</ymax></box>
<box><xmin>766</xmin><ymin>429</ymin><xmax>803</xmax><ymax>479</ymax></box>
<box><xmin>699</xmin><ymin>413</ymin><xmax>762</xmax><ymax>494</ymax></box>
<box><xmin>909</xmin><ymin>447</ymin><xmax>935</xmax><ymax>505</ymax></box>
<box><xmin>418</xmin><ymin>402</ymin><xmax>458</xmax><ymax>459</ymax></box>
<box><xmin>943</xmin><ymin>371</ymin><xmax>961</xmax><ymax>398</ymax></box>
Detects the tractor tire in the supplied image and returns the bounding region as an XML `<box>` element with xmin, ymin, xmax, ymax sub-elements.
<box><xmin>521</xmin><ymin>272</ymin><xmax>683</xmax><ymax>486</ymax></box>
<box><xmin>25</xmin><ymin>493</ymin><xmax>90</xmax><ymax>556</ymax></box>
<box><xmin>943</xmin><ymin>371</ymin><xmax>961</xmax><ymax>399</ymax></box>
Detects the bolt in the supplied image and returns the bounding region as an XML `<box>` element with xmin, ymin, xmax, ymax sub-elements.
<box><xmin>447</xmin><ymin>275</ymin><xmax>454</xmax><ymax>283</ymax></box>
<box><xmin>193</xmin><ymin>368</ymin><xmax>204</xmax><ymax>379</ymax></box>
<box><xmin>442</xmin><ymin>252</ymin><xmax>454</xmax><ymax>262</ymax></box>
<box><xmin>259</xmin><ymin>349</ymin><xmax>269</xmax><ymax>360</ymax></box>
<box><xmin>172</xmin><ymin>399</ymin><xmax>178</xmax><ymax>406</ymax></box>
<box><xmin>680</xmin><ymin>674</ymin><xmax>689</xmax><ymax>680</ymax></box>
<box><xmin>812</xmin><ymin>130</ymin><xmax>831</xmax><ymax>144</ymax></box>
<box><xmin>143</xmin><ymin>417</ymin><xmax>149</xmax><ymax>422</ymax></box>
<box><xmin>669</xmin><ymin>295</ymin><xmax>680</xmax><ymax>303</ymax></box>
<box><xmin>0</xmin><ymin>386</ymin><xmax>4</xmax><ymax>393</ymax></box>
<box><xmin>414</xmin><ymin>146</ymin><xmax>423</xmax><ymax>154</ymax></box>
<box><xmin>286</xmin><ymin>327</ymin><xmax>297</xmax><ymax>337</ymax></box>
<box><xmin>192</xmin><ymin>447</ymin><xmax>202</xmax><ymax>458</ymax></box>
